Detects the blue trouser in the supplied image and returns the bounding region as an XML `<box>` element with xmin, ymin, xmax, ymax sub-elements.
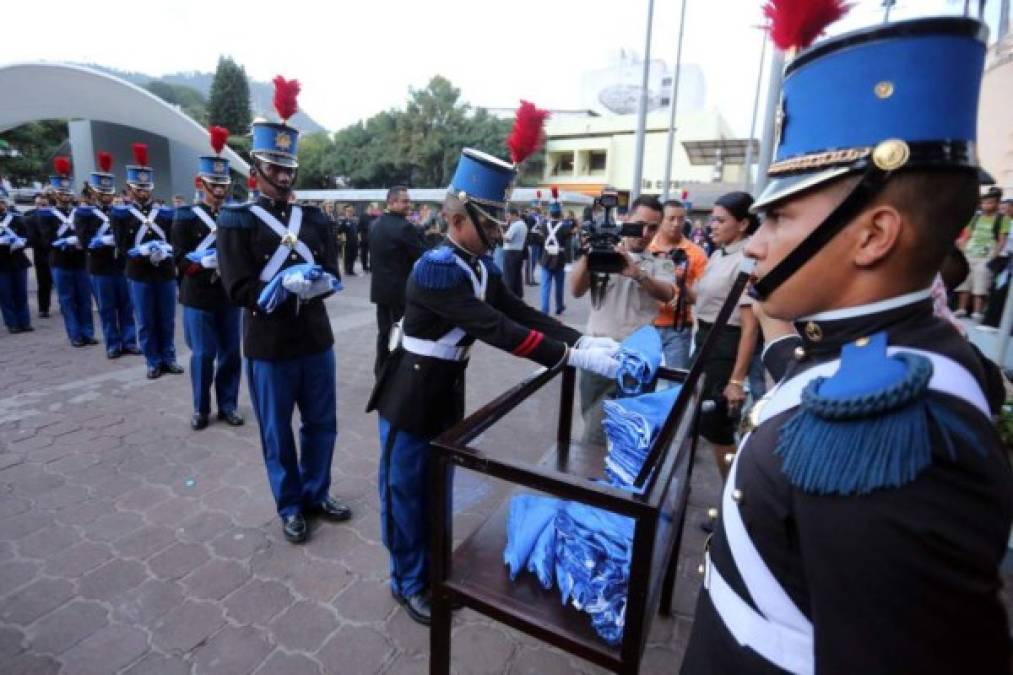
<box><xmin>0</xmin><ymin>268</ymin><xmax>31</xmax><ymax>330</ymax></box>
<box><xmin>540</xmin><ymin>266</ymin><xmax>566</xmax><ymax>314</ymax></box>
<box><xmin>52</xmin><ymin>267</ymin><xmax>94</xmax><ymax>342</ymax></box>
<box><xmin>658</xmin><ymin>325</ymin><xmax>692</xmax><ymax>370</ymax></box>
<box><xmin>183</xmin><ymin>305</ymin><xmax>242</xmax><ymax>415</ymax></box>
<box><xmin>528</xmin><ymin>244</ymin><xmax>543</xmax><ymax>280</ymax></box>
<box><xmin>128</xmin><ymin>279</ymin><xmax>177</xmax><ymax>368</ymax></box>
<box><xmin>247</xmin><ymin>349</ymin><xmax>337</xmax><ymax>519</ymax></box>
<box><xmin>377</xmin><ymin>416</ymin><xmax>433</xmax><ymax>598</ymax></box>
<box><xmin>90</xmin><ymin>273</ymin><xmax>136</xmax><ymax>352</ymax></box>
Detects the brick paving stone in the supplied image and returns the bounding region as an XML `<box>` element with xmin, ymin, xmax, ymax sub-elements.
<box><xmin>268</xmin><ymin>600</ymin><xmax>339</xmax><ymax>653</ymax></box>
<box><xmin>115</xmin><ymin>484</ymin><xmax>175</xmax><ymax>512</ymax></box>
<box><xmin>383</xmin><ymin>653</ymin><xmax>429</xmax><ymax>675</ymax></box>
<box><xmin>191</xmin><ymin>625</ymin><xmax>273</xmax><ymax>675</ymax></box>
<box><xmin>5</xmin><ymin>651</ymin><xmax>62</xmax><ymax>675</ymax></box>
<box><xmin>287</xmin><ymin>555</ymin><xmax>356</xmax><ymax>603</ymax></box>
<box><xmin>0</xmin><ymin>624</ymin><xmax>26</xmax><ymax>658</ymax></box>
<box><xmin>177</xmin><ymin>510</ymin><xmax>234</xmax><ymax>543</ymax></box>
<box><xmin>0</xmin><ymin>539</ymin><xmax>15</xmax><ymax>560</ymax></box>
<box><xmin>0</xmin><ymin>510</ymin><xmax>55</xmax><ymax>540</ymax></box>
<box><xmin>77</xmin><ymin>558</ymin><xmax>148</xmax><ymax>600</ymax></box>
<box><xmin>27</xmin><ymin>599</ymin><xmax>109</xmax><ymax>655</ymax></box>
<box><xmin>316</xmin><ymin>625</ymin><xmax>394</xmax><ymax>675</ymax></box>
<box><xmin>31</xmin><ymin>484</ymin><xmax>92</xmax><ymax>511</ymax></box>
<box><xmin>383</xmin><ymin>605</ymin><xmax>431</xmax><ymax>657</ymax></box>
<box><xmin>149</xmin><ymin>542</ymin><xmax>211</xmax><ymax>580</ymax></box>
<box><xmin>1</xmin><ymin>577</ymin><xmax>75</xmax><ymax>625</ymax></box>
<box><xmin>152</xmin><ymin>600</ymin><xmax>226</xmax><ymax>653</ymax></box>
<box><xmin>253</xmin><ymin>651</ymin><xmax>322</xmax><ymax>675</ymax></box>
<box><xmin>16</xmin><ymin>524</ymin><xmax>82</xmax><ymax>560</ymax></box>
<box><xmin>223</xmin><ymin>579</ymin><xmax>295</xmax><ymax>626</ymax></box>
<box><xmin>0</xmin><ymin>494</ymin><xmax>31</xmax><ymax>519</ymax></box>
<box><xmin>59</xmin><ymin>622</ymin><xmax>150</xmax><ymax>675</ymax></box>
<box><xmin>114</xmin><ymin>578</ymin><xmax>186</xmax><ymax>626</ymax></box>
<box><xmin>209</xmin><ymin>526</ymin><xmax>268</xmax><ymax>560</ymax></box>
<box><xmin>121</xmin><ymin>652</ymin><xmax>194</xmax><ymax>675</ymax></box>
<box><xmin>42</xmin><ymin>541</ymin><xmax>112</xmax><ymax>578</ymax></box>
<box><xmin>332</xmin><ymin>578</ymin><xmax>396</xmax><ymax>623</ymax></box>
<box><xmin>52</xmin><ymin>499</ymin><xmax>115</xmax><ymax>526</ymax></box>
<box><xmin>113</xmin><ymin>524</ymin><xmax>178</xmax><ymax>560</ymax></box>
<box><xmin>199</xmin><ymin>485</ymin><xmax>249</xmax><ymax>512</ymax></box>
<box><xmin>0</xmin><ymin>559</ymin><xmax>39</xmax><ymax>597</ymax></box>
<box><xmin>508</xmin><ymin>645</ymin><xmax>577</xmax><ymax>674</ymax></box>
<box><xmin>450</xmin><ymin>623</ymin><xmax>517</xmax><ymax>675</ymax></box>
<box><xmin>145</xmin><ymin>496</ymin><xmax>203</xmax><ymax>528</ymax></box>
<box><xmin>81</xmin><ymin>510</ymin><xmax>145</xmax><ymax>543</ymax></box>
<box><xmin>181</xmin><ymin>559</ymin><xmax>250</xmax><ymax>601</ymax></box>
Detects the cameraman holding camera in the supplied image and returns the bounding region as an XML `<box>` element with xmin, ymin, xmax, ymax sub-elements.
<box><xmin>571</xmin><ymin>194</ymin><xmax>675</xmax><ymax>445</ymax></box>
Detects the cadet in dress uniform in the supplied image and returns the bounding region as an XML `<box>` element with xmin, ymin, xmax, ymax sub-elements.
<box><xmin>0</xmin><ymin>195</ymin><xmax>33</xmax><ymax>334</ymax></box>
<box><xmin>110</xmin><ymin>143</ymin><xmax>182</xmax><ymax>379</ymax></box>
<box><xmin>36</xmin><ymin>157</ymin><xmax>97</xmax><ymax>347</ymax></box>
<box><xmin>76</xmin><ymin>151</ymin><xmax>140</xmax><ymax>359</ymax></box>
<box><xmin>367</xmin><ymin>141</ymin><xmax>623</xmax><ymax>625</ymax></box>
<box><xmin>216</xmin><ymin>77</ymin><xmax>351</xmax><ymax>545</ymax></box>
<box><xmin>681</xmin><ymin>14</ymin><xmax>1013</xmax><ymax>675</ymax></box>
<box><xmin>172</xmin><ymin>127</ymin><xmax>244</xmax><ymax>431</ymax></box>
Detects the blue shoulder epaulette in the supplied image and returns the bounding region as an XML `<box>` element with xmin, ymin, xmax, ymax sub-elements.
<box><xmin>109</xmin><ymin>205</ymin><xmax>132</xmax><ymax>221</ymax></box>
<box><xmin>775</xmin><ymin>331</ymin><xmax>980</xmax><ymax>497</ymax></box>
<box><xmin>154</xmin><ymin>207</ymin><xmax>175</xmax><ymax>221</ymax></box>
<box><xmin>479</xmin><ymin>254</ymin><xmax>502</xmax><ymax>277</ymax></box>
<box><xmin>173</xmin><ymin>205</ymin><xmax>196</xmax><ymax>223</ymax></box>
<box><xmin>411</xmin><ymin>245</ymin><xmax>468</xmax><ymax>290</ymax></box>
<box><xmin>218</xmin><ymin>203</ymin><xmax>255</xmax><ymax>230</ymax></box>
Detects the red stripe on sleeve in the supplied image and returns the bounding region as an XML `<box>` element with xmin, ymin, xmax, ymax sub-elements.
<box><xmin>513</xmin><ymin>330</ymin><xmax>544</xmax><ymax>358</ymax></box>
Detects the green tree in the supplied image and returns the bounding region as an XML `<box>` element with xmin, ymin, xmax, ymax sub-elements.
<box><xmin>0</xmin><ymin>120</ymin><xmax>69</xmax><ymax>186</ymax></box>
<box><xmin>207</xmin><ymin>56</ymin><xmax>252</xmax><ymax>134</ymax></box>
<box><xmin>146</xmin><ymin>81</ymin><xmax>208</xmax><ymax>125</ymax></box>
<box><xmin>295</xmin><ymin>132</ymin><xmax>338</xmax><ymax>189</ymax></box>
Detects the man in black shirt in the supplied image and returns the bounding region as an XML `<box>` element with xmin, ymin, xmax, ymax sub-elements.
<box><xmin>217</xmin><ymin>78</ymin><xmax>351</xmax><ymax>545</ymax></box>
<box><xmin>25</xmin><ymin>192</ymin><xmax>53</xmax><ymax>318</ymax></box>
<box><xmin>358</xmin><ymin>203</ymin><xmax>374</xmax><ymax>272</ymax></box>
<box><xmin>368</xmin><ymin>187</ymin><xmax>424</xmax><ymax>376</ymax></box>
<box><xmin>0</xmin><ymin>196</ymin><xmax>33</xmax><ymax>333</ymax></box>
<box><xmin>339</xmin><ymin>204</ymin><xmax>358</xmax><ymax>276</ymax></box>
<box><xmin>75</xmin><ymin>152</ymin><xmax>139</xmax><ymax>358</ymax></box>
<box><xmin>172</xmin><ymin>130</ymin><xmax>243</xmax><ymax>431</ymax></box>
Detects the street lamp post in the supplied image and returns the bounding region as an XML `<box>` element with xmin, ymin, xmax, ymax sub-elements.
<box><xmin>631</xmin><ymin>0</ymin><xmax>656</xmax><ymax>200</ymax></box>
<box><xmin>661</xmin><ymin>0</ymin><xmax>688</xmax><ymax>202</ymax></box>
<box><xmin>743</xmin><ymin>29</ymin><xmax>768</xmax><ymax>193</ymax></box>
<box><xmin>754</xmin><ymin>48</ymin><xmax>786</xmax><ymax>197</ymax></box>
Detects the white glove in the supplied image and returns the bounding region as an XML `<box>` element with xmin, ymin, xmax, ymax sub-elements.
<box><xmin>138</xmin><ymin>241</ymin><xmax>157</xmax><ymax>257</ymax></box>
<box><xmin>576</xmin><ymin>335</ymin><xmax>621</xmax><ymax>356</ymax></box>
<box><xmin>11</xmin><ymin>237</ymin><xmax>26</xmax><ymax>251</ymax></box>
<box><xmin>299</xmin><ymin>274</ymin><xmax>336</xmax><ymax>300</ymax></box>
<box><xmin>281</xmin><ymin>271</ymin><xmax>312</xmax><ymax>295</ymax></box>
<box><xmin>0</xmin><ymin>234</ymin><xmax>12</xmax><ymax>247</ymax></box>
<box><xmin>149</xmin><ymin>244</ymin><xmax>170</xmax><ymax>264</ymax></box>
<box><xmin>64</xmin><ymin>235</ymin><xmax>80</xmax><ymax>248</ymax></box>
<box><xmin>567</xmin><ymin>347</ymin><xmax>620</xmax><ymax>379</ymax></box>
<box><xmin>99</xmin><ymin>234</ymin><xmax>115</xmax><ymax>247</ymax></box>
<box><xmin>200</xmin><ymin>252</ymin><xmax>218</xmax><ymax>270</ymax></box>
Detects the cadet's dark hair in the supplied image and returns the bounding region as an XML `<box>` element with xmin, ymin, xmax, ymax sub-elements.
<box><xmin>663</xmin><ymin>199</ymin><xmax>685</xmax><ymax>210</ymax></box>
<box><xmin>630</xmin><ymin>194</ymin><xmax>663</xmax><ymax>215</ymax></box>
<box><xmin>386</xmin><ymin>186</ymin><xmax>408</xmax><ymax>203</ymax></box>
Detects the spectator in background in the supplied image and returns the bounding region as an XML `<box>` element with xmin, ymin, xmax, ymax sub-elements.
<box><xmin>650</xmin><ymin>199</ymin><xmax>707</xmax><ymax>370</ymax></box>
<box><xmin>358</xmin><ymin>203</ymin><xmax>375</xmax><ymax>273</ymax></box>
<box><xmin>524</xmin><ymin>207</ymin><xmax>543</xmax><ymax>286</ymax></box>
<box><xmin>692</xmin><ymin>191</ymin><xmax>759</xmax><ymax>481</ymax></box>
<box><xmin>339</xmin><ymin>204</ymin><xmax>358</xmax><ymax>276</ymax></box>
<box><xmin>982</xmin><ymin>198</ymin><xmax>1013</xmax><ymax>329</ymax></box>
<box><xmin>24</xmin><ymin>192</ymin><xmax>53</xmax><ymax>318</ymax></box>
<box><xmin>501</xmin><ymin>207</ymin><xmax>527</xmax><ymax>296</ymax></box>
<box><xmin>537</xmin><ymin>201</ymin><xmax>572</xmax><ymax>315</ymax></box>
<box><xmin>172</xmin><ymin>195</ymin><xmax>186</xmax><ymax>208</ymax></box>
<box><xmin>369</xmin><ymin>187</ymin><xmax>424</xmax><ymax>376</ymax></box>
<box><xmin>956</xmin><ymin>187</ymin><xmax>1006</xmax><ymax>320</ymax></box>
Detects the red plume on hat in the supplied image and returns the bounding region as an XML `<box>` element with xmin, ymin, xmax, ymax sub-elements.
<box><xmin>507</xmin><ymin>100</ymin><xmax>550</xmax><ymax>165</ymax></box>
<box><xmin>551</xmin><ymin>186</ymin><xmax>559</xmax><ymax>200</ymax></box>
<box><xmin>763</xmin><ymin>0</ymin><xmax>851</xmax><ymax>51</ymax></box>
<box><xmin>53</xmin><ymin>156</ymin><xmax>71</xmax><ymax>176</ymax></box>
<box><xmin>208</xmin><ymin>126</ymin><xmax>229</xmax><ymax>155</ymax></box>
<box><xmin>247</xmin><ymin>174</ymin><xmax>258</xmax><ymax>190</ymax></box>
<box><xmin>194</xmin><ymin>176</ymin><xmax>203</xmax><ymax>189</ymax></box>
<box><xmin>132</xmin><ymin>143</ymin><xmax>149</xmax><ymax>167</ymax></box>
<box><xmin>536</xmin><ymin>190</ymin><xmax>542</xmax><ymax>200</ymax></box>
<box><xmin>272</xmin><ymin>76</ymin><xmax>301</xmax><ymax>123</ymax></box>
<box><xmin>97</xmin><ymin>151</ymin><xmax>113</xmax><ymax>173</ymax></box>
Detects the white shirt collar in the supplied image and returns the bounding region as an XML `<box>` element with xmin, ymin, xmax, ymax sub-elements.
<box><xmin>799</xmin><ymin>287</ymin><xmax>933</xmax><ymax>322</ymax></box>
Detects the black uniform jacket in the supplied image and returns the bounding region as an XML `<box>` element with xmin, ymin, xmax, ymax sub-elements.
<box><xmin>36</xmin><ymin>206</ymin><xmax>86</xmax><ymax>270</ymax></box>
<box><xmin>171</xmin><ymin>204</ymin><xmax>229</xmax><ymax>311</ymax></box>
<box><xmin>681</xmin><ymin>298</ymin><xmax>1013</xmax><ymax>675</ymax></box>
<box><xmin>110</xmin><ymin>202</ymin><xmax>175</xmax><ymax>283</ymax></box>
<box><xmin>0</xmin><ymin>213</ymin><xmax>32</xmax><ymax>272</ymax></box>
<box><xmin>216</xmin><ymin>197</ymin><xmax>338</xmax><ymax>361</ymax></box>
<box><xmin>75</xmin><ymin>206</ymin><xmax>124</xmax><ymax>276</ymax></box>
<box><xmin>368</xmin><ymin>243</ymin><xmax>582</xmax><ymax>438</ymax></box>
<box><xmin>537</xmin><ymin>218</ymin><xmax>572</xmax><ymax>270</ymax></box>
<box><xmin>24</xmin><ymin>208</ymin><xmax>50</xmax><ymax>263</ymax></box>
<box><xmin>368</xmin><ymin>211</ymin><xmax>425</xmax><ymax>308</ymax></box>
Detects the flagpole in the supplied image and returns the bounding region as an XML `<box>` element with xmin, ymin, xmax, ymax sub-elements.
<box><xmin>661</xmin><ymin>0</ymin><xmax>688</xmax><ymax>202</ymax></box>
<box><xmin>631</xmin><ymin>0</ymin><xmax>656</xmax><ymax>200</ymax></box>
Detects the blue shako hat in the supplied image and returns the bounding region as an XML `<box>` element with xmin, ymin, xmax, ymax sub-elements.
<box><xmin>448</xmin><ymin>148</ymin><xmax>517</xmax><ymax>226</ymax></box>
<box><xmin>198</xmin><ymin>156</ymin><xmax>231</xmax><ymax>185</ymax></box>
<box><xmin>125</xmin><ymin>143</ymin><xmax>154</xmax><ymax>189</ymax></box>
<box><xmin>88</xmin><ymin>150</ymin><xmax>116</xmax><ymax>195</ymax></box>
<box><xmin>754</xmin><ymin>17</ymin><xmax>989</xmax><ymax>210</ymax></box>
<box><xmin>251</xmin><ymin>76</ymin><xmax>301</xmax><ymax>169</ymax></box>
<box><xmin>49</xmin><ymin>156</ymin><xmax>73</xmax><ymax>194</ymax></box>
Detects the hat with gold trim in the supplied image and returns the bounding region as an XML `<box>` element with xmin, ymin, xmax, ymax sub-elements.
<box><xmin>448</xmin><ymin>100</ymin><xmax>549</xmax><ymax>226</ymax></box>
<box><xmin>251</xmin><ymin>76</ymin><xmax>300</xmax><ymax>168</ymax></box>
<box><xmin>754</xmin><ymin>8</ymin><xmax>988</xmax><ymax>211</ymax></box>
<box><xmin>200</xmin><ymin>126</ymin><xmax>232</xmax><ymax>185</ymax></box>
<box><xmin>125</xmin><ymin>143</ymin><xmax>154</xmax><ymax>189</ymax></box>
<box><xmin>49</xmin><ymin>156</ymin><xmax>74</xmax><ymax>194</ymax></box>
<box><xmin>88</xmin><ymin>151</ymin><xmax>116</xmax><ymax>195</ymax></box>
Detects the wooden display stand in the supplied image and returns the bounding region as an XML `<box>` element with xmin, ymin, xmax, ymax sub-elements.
<box><xmin>428</xmin><ymin>362</ymin><xmax>705</xmax><ymax>674</ymax></box>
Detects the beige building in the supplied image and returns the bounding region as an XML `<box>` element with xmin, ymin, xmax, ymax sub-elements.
<box><xmin>541</xmin><ymin>109</ymin><xmax>755</xmax><ymax>206</ymax></box>
<box><xmin>978</xmin><ymin>32</ymin><xmax>1013</xmax><ymax>193</ymax></box>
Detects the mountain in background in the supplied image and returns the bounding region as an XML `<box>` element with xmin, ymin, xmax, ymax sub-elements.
<box><xmin>81</xmin><ymin>64</ymin><xmax>327</xmax><ymax>133</ymax></box>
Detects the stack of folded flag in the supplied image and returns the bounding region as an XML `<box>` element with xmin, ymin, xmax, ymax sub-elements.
<box><xmin>502</xmin><ymin>324</ymin><xmax>680</xmax><ymax>645</ymax></box>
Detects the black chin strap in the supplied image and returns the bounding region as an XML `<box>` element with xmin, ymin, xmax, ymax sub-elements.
<box><xmin>253</xmin><ymin>161</ymin><xmax>297</xmax><ymax>201</ymax></box>
<box><xmin>751</xmin><ymin>165</ymin><xmax>891</xmax><ymax>300</ymax></box>
<box><xmin>464</xmin><ymin>202</ymin><xmax>494</xmax><ymax>251</ymax></box>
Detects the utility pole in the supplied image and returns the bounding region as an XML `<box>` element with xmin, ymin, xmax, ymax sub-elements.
<box><xmin>631</xmin><ymin>0</ymin><xmax>656</xmax><ymax>200</ymax></box>
<box><xmin>743</xmin><ymin>29</ymin><xmax>768</xmax><ymax>192</ymax></box>
<box><xmin>882</xmin><ymin>0</ymin><xmax>896</xmax><ymax>22</ymax></box>
<box><xmin>661</xmin><ymin>0</ymin><xmax>688</xmax><ymax>202</ymax></box>
<box><xmin>754</xmin><ymin>49</ymin><xmax>786</xmax><ymax>196</ymax></box>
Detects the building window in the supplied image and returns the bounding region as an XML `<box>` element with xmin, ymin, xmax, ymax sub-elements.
<box><xmin>661</xmin><ymin>77</ymin><xmax>672</xmax><ymax>86</ymax></box>
<box><xmin>660</xmin><ymin>97</ymin><xmax>670</xmax><ymax>106</ymax></box>
<box><xmin>551</xmin><ymin>153</ymin><xmax>574</xmax><ymax>175</ymax></box>
<box><xmin>589</xmin><ymin>151</ymin><xmax>607</xmax><ymax>173</ymax></box>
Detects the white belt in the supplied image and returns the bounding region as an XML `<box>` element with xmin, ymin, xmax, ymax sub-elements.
<box><xmin>401</xmin><ymin>335</ymin><xmax>470</xmax><ymax>362</ymax></box>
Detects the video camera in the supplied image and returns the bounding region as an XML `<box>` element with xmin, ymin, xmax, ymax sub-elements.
<box><xmin>582</xmin><ymin>187</ymin><xmax>645</xmax><ymax>273</ymax></box>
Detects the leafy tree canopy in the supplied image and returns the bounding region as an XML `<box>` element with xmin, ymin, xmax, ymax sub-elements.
<box><xmin>0</xmin><ymin>120</ymin><xmax>69</xmax><ymax>186</ymax></box>
<box><xmin>207</xmin><ymin>56</ymin><xmax>252</xmax><ymax>135</ymax></box>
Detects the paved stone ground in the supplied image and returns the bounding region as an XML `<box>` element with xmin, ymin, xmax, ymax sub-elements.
<box><xmin>0</xmin><ymin>261</ymin><xmax>721</xmax><ymax>675</ymax></box>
